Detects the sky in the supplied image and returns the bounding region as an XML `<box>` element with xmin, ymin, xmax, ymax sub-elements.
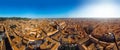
<box><xmin>0</xmin><ymin>0</ymin><xmax>120</xmax><ymax>18</ymax></box>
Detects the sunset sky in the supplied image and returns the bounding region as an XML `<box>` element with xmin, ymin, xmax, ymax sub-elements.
<box><xmin>0</xmin><ymin>0</ymin><xmax>120</xmax><ymax>18</ymax></box>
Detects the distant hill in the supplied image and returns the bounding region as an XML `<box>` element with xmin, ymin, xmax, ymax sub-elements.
<box><xmin>0</xmin><ymin>17</ymin><xmax>31</xmax><ymax>21</ymax></box>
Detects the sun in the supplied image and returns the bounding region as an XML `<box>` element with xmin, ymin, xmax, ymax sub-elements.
<box><xmin>69</xmin><ymin>1</ymin><xmax>120</xmax><ymax>18</ymax></box>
